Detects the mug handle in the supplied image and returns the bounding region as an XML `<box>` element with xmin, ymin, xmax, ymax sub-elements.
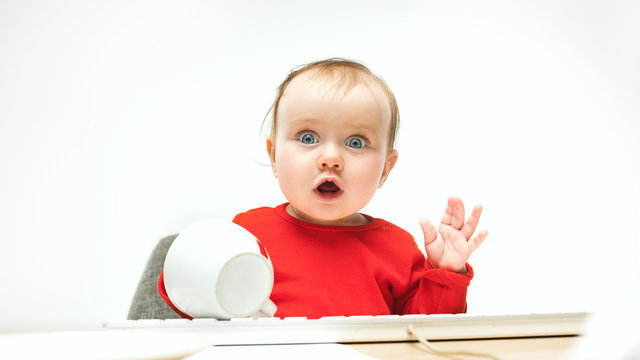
<box><xmin>250</xmin><ymin>299</ymin><xmax>278</xmax><ymax>319</ymax></box>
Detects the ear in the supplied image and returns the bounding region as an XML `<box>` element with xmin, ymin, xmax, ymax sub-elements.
<box><xmin>266</xmin><ymin>137</ymin><xmax>278</xmax><ymax>178</ymax></box>
<box><xmin>378</xmin><ymin>149</ymin><xmax>398</xmax><ymax>188</ymax></box>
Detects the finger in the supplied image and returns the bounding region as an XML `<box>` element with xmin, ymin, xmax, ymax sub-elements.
<box><xmin>468</xmin><ymin>229</ymin><xmax>489</xmax><ymax>253</ymax></box>
<box><xmin>421</xmin><ymin>218</ymin><xmax>445</xmax><ymax>261</ymax></box>
<box><xmin>440</xmin><ymin>198</ymin><xmax>454</xmax><ymax>227</ymax></box>
<box><xmin>450</xmin><ymin>196</ymin><xmax>465</xmax><ymax>230</ymax></box>
<box><xmin>419</xmin><ymin>218</ymin><xmax>438</xmax><ymax>246</ymax></box>
<box><xmin>440</xmin><ymin>196</ymin><xmax>463</xmax><ymax>227</ymax></box>
<box><xmin>461</xmin><ymin>204</ymin><xmax>483</xmax><ymax>240</ymax></box>
<box><xmin>426</xmin><ymin>232</ymin><xmax>445</xmax><ymax>264</ymax></box>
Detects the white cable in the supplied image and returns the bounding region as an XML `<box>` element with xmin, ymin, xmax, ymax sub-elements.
<box><xmin>406</xmin><ymin>324</ymin><xmax>502</xmax><ymax>360</ymax></box>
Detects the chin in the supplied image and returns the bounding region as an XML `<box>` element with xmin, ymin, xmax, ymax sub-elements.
<box><xmin>289</xmin><ymin>203</ymin><xmax>341</xmax><ymax>223</ymax></box>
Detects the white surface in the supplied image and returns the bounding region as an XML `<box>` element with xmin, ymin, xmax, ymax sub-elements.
<box><xmin>0</xmin><ymin>330</ymin><xmax>211</xmax><ymax>360</ymax></box>
<box><xmin>185</xmin><ymin>343</ymin><xmax>374</xmax><ymax>360</ymax></box>
<box><xmin>565</xmin><ymin>291</ymin><xmax>640</xmax><ymax>360</ymax></box>
<box><xmin>1</xmin><ymin>0</ymin><xmax>639</xmax><ymax>330</ymax></box>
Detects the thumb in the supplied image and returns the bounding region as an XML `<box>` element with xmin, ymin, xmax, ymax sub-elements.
<box><xmin>419</xmin><ymin>218</ymin><xmax>437</xmax><ymax>246</ymax></box>
<box><xmin>420</xmin><ymin>218</ymin><xmax>444</xmax><ymax>263</ymax></box>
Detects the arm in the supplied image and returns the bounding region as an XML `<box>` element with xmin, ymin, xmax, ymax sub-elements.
<box><xmin>395</xmin><ymin>242</ymin><xmax>473</xmax><ymax>315</ymax></box>
<box><xmin>395</xmin><ymin>197</ymin><xmax>487</xmax><ymax>315</ymax></box>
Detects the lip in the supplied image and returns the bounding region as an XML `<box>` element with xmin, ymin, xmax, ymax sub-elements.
<box><xmin>313</xmin><ymin>176</ymin><xmax>344</xmax><ymax>202</ymax></box>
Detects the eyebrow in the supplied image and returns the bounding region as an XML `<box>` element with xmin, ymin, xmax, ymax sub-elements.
<box><xmin>288</xmin><ymin>118</ymin><xmax>381</xmax><ymax>134</ymax></box>
<box><xmin>288</xmin><ymin>118</ymin><xmax>323</xmax><ymax>128</ymax></box>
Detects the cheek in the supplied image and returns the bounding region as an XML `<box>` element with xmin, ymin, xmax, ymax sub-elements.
<box><xmin>274</xmin><ymin>145</ymin><xmax>306</xmax><ymax>183</ymax></box>
<box><xmin>353</xmin><ymin>156</ymin><xmax>386</xmax><ymax>189</ymax></box>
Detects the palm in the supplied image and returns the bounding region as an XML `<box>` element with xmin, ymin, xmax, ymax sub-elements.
<box><xmin>420</xmin><ymin>196</ymin><xmax>488</xmax><ymax>274</ymax></box>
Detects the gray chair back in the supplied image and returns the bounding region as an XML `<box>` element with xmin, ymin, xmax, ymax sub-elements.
<box><xmin>127</xmin><ymin>235</ymin><xmax>181</xmax><ymax>319</ymax></box>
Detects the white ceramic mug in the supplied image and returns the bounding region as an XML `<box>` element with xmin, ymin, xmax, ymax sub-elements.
<box><xmin>163</xmin><ymin>219</ymin><xmax>275</xmax><ymax>319</ymax></box>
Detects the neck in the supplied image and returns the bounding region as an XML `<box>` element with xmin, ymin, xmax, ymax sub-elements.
<box><xmin>286</xmin><ymin>204</ymin><xmax>370</xmax><ymax>226</ymax></box>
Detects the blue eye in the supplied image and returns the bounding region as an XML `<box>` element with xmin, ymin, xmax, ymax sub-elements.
<box><xmin>298</xmin><ymin>133</ymin><xmax>318</xmax><ymax>144</ymax></box>
<box><xmin>346</xmin><ymin>137</ymin><xmax>366</xmax><ymax>149</ymax></box>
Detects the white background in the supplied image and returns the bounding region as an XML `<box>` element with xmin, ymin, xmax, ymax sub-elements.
<box><xmin>1</xmin><ymin>0</ymin><xmax>638</xmax><ymax>331</ymax></box>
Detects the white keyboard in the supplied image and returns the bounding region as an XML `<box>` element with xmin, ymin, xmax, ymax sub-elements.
<box><xmin>106</xmin><ymin>312</ymin><xmax>589</xmax><ymax>345</ymax></box>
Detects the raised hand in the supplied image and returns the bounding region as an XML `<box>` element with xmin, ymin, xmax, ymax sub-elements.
<box><xmin>419</xmin><ymin>196</ymin><xmax>488</xmax><ymax>274</ymax></box>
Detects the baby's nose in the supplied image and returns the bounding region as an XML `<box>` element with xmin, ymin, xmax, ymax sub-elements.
<box><xmin>317</xmin><ymin>145</ymin><xmax>343</xmax><ymax>170</ymax></box>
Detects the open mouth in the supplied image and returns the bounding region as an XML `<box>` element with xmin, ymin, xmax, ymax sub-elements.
<box><xmin>317</xmin><ymin>181</ymin><xmax>340</xmax><ymax>193</ymax></box>
<box><xmin>314</xmin><ymin>180</ymin><xmax>343</xmax><ymax>201</ymax></box>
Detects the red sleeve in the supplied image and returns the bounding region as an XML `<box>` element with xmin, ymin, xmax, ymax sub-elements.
<box><xmin>394</xmin><ymin>243</ymin><xmax>473</xmax><ymax>315</ymax></box>
<box><xmin>233</xmin><ymin>212</ymin><xmax>269</xmax><ymax>259</ymax></box>
<box><xmin>157</xmin><ymin>270</ymin><xmax>193</xmax><ymax>319</ymax></box>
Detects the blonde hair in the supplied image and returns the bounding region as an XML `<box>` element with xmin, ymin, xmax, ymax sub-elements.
<box><xmin>264</xmin><ymin>58</ymin><xmax>400</xmax><ymax>149</ymax></box>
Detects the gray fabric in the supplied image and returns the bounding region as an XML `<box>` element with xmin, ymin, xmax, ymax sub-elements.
<box><xmin>127</xmin><ymin>234</ymin><xmax>181</xmax><ymax>319</ymax></box>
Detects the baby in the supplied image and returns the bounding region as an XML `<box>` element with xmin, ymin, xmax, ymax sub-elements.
<box><xmin>159</xmin><ymin>58</ymin><xmax>488</xmax><ymax>319</ymax></box>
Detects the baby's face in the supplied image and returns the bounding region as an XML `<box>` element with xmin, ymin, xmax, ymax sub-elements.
<box><xmin>268</xmin><ymin>75</ymin><xmax>398</xmax><ymax>226</ymax></box>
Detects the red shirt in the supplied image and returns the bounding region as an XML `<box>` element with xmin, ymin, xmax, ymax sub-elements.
<box><xmin>159</xmin><ymin>203</ymin><xmax>473</xmax><ymax>319</ymax></box>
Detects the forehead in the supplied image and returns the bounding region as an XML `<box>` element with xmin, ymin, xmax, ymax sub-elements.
<box><xmin>284</xmin><ymin>69</ymin><xmax>386</xmax><ymax>101</ymax></box>
<box><xmin>279</xmin><ymin>71</ymin><xmax>392</xmax><ymax>126</ymax></box>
